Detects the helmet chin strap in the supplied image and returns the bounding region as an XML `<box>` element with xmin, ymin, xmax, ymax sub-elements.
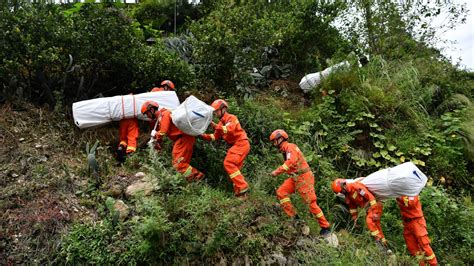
<box><xmin>276</xmin><ymin>137</ymin><xmax>285</xmax><ymax>148</ymax></box>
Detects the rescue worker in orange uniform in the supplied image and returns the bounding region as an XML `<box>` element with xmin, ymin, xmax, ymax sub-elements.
<box><xmin>201</xmin><ymin>99</ymin><xmax>250</xmax><ymax>198</ymax></box>
<box><xmin>116</xmin><ymin>118</ymin><xmax>139</xmax><ymax>163</ymax></box>
<box><xmin>332</xmin><ymin>179</ymin><xmax>389</xmax><ymax>251</ymax></box>
<box><xmin>141</xmin><ymin>100</ymin><xmax>204</xmax><ymax>181</ymax></box>
<box><xmin>151</xmin><ymin>80</ymin><xmax>175</xmax><ymax>92</ymax></box>
<box><xmin>397</xmin><ymin>195</ymin><xmax>437</xmax><ymax>265</ymax></box>
<box><xmin>270</xmin><ymin>129</ymin><xmax>331</xmax><ymax>235</ymax></box>
<box><xmin>115</xmin><ymin>92</ymin><xmax>140</xmax><ymax>163</ymax></box>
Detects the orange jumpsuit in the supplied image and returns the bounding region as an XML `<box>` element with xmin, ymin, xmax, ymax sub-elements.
<box><xmin>272</xmin><ymin>142</ymin><xmax>330</xmax><ymax>229</ymax></box>
<box><xmin>202</xmin><ymin>112</ymin><xmax>250</xmax><ymax>195</ymax></box>
<box><xmin>397</xmin><ymin>196</ymin><xmax>437</xmax><ymax>266</ymax></box>
<box><xmin>345</xmin><ymin>182</ymin><xmax>386</xmax><ymax>243</ymax></box>
<box><xmin>151</xmin><ymin>87</ymin><xmax>165</xmax><ymax>92</ymax></box>
<box><xmin>153</xmin><ymin>109</ymin><xmax>203</xmax><ymax>181</ymax></box>
<box><xmin>118</xmin><ymin>118</ymin><xmax>139</xmax><ymax>153</ymax></box>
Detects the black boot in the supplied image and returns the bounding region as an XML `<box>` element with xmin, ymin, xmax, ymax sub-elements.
<box><xmin>115</xmin><ymin>145</ymin><xmax>126</xmax><ymax>164</ymax></box>
<box><xmin>319</xmin><ymin>227</ymin><xmax>331</xmax><ymax>236</ymax></box>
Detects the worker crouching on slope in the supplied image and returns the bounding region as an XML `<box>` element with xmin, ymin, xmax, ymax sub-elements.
<box><xmin>201</xmin><ymin>99</ymin><xmax>250</xmax><ymax>199</ymax></box>
<box><xmin>397</xmin><ymin>195</ymin><xmax>437</xmax><ymax>265</ymax></box>
<box><xmin>141</xmin><ymin>100</ymin><xmax>204</xmax><ymax>181</ymax></box>
<box><xmin>151</xmin><ymin>80</ymin><xmax>175</xmax><ymax>92</ymax></box>
<box><xmin>269</xmin><ymin>129</ymin><xmax>331</xmax><ymax>236</ymax></box>
<box><xmin>332</xmin><ymin>179</ymin><xmax>391</xmax><ymax>253</ymax></box>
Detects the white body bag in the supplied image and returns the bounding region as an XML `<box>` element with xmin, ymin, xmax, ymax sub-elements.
<box><xmin>171</xmin><ymin>95</ymin><xmax>214</xmax><ymax>136</ymax></box>
<box><xmin>72</xmin><ymin>91</ymin><xmax>180</xmax><ymax>129</ymax></box>
<box><xmin>352</xmin><ymin>162</ymin><xmax>428</xmax><ymax>200</ymax></box>
<box><xmin>299</xmin><ymin>61</ymin><xmax>350</xmax><ymax>93</ymax></box>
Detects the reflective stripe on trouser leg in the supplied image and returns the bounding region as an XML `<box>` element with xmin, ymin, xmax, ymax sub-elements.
<box><xmin>366</xmin><ymin>203</ymin><xmax>384</xmax><ymax>240</ymax></box>
<box><xmin>278</xmin><ymin>197</ymin><xmax>296</xmax><ymax>217</ymax></box>
<box><xmin>230</xmin><ymin>172</ymin><xmax>248</xmax><ymax>195</ymax></box>
<box><xmin>224</xmin><ymin>142</ymin><xmax>250</xmax><ymax>195</ymax></box>
<box><xmin>172</xmin><ymin>135</ymin><xmax>197</xmax><ymax>180</ymax></box>
<box><xmin>126</xmin><ymin>118</ymin><xmax>139</xmax><ymax>153</ymax></box>
<box><xmin>296</xmin><ymin>172</ymin><xmax>329</xmax><ymax>228</ymax></box>
<box><xmin>277</xmin><ymin>178</ymin><xmax>296</xmax><ymax>217</ymax></box>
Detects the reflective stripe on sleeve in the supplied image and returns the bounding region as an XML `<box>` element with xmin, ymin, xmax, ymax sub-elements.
<box><xmin>120</xmin><ymin>141</ymin><xmax>127</xmax><ymax>146</ymax></box>
<box><xmin>210</xmin><ymin>134</ymin><xmax>215</xmax><ymax>141</ymax></box>
<box><xmin>222</xmin><ymin>126</ymin><xmax>227</xmax><ymax>134</ymax></box>
<box><xmin>229</xmin><ymin>170</ymin><xmax>241</xmax><ymax>179</ymax></box>
<box><xmin>282</xmin><ymin>163</ymin><xmax>289</xmax><ymax>171</ymax></box>
<box><xmin>370</xmin><ymin>230</ymin><xmax>380</xmax><ymax>236</ymax></box>
<box><xmin>369</xmin><ymin>200</ymin><xmax>376</xmax><ymax>206</ymax></box>
<box><xmin>350</xmin><ymin>209</ymin><xmax>358</xmax><ymax>214</ymax></box>
<box><xmin>158</xmin><ymin>131</ymin><xmax>166</xmax><ymax>136</ymax></box>
<box><xmin>315</xmin><ymin>212</ymin><xmax>324</xmax><ymax>218</ymax></box>
<box><xmin>127</xmin><ymin>146</ymin><xmax>136</xmax><ymax>152</ymax></box>
<box><xmin>352</xmin><ymin>192</ymin><xmax>358</xmax><ymax>199</ymax></box>
<box><xmin>279</xmin><ymin>198</ymin><xmax>291</xmax><ymax>204</ymax></box>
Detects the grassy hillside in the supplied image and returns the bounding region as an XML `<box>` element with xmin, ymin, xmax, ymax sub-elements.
<box><xmin>1</xmin><ymin>93</ymin><xmax>472</xmax><ymax>264</ymax></box>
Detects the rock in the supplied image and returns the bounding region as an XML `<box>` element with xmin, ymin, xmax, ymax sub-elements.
<box><xmin>11</xmin><ymin>173</ymin><xmax>19</xmax><ymax>178</ymax></box>
<box><xmin>18</xmin><ymin>138</ymin><xmax>25</xmax><ymax>142</ymax></box>
<box><xmin>134</xmin><ymin>172</ymin><xmax>146</xmax><ymax>178</ymax></box>
<box><xmin>113</xmin><ymin>200</ymin><xmax>129</xmax><ymax>221</ymax></box>
<box><xmin>301</xmin><ymin>225</ymin><xmax>310</xmax><ymax>235</ymax></box>
<box><xmin>218</xmin><ymin>256</ymin><xmax>227</xmax><ymax>266</ymax></box>
<box><xmin>125</xmin><ymin>181</ymin><xmax>154</xmax><ymax>198</ymax></box>
<box><xmin>268</xmin><ymin>253</ymin><xmax>287</xmax><ymax>265</ymax></box>
<box><xmin>35</xmin><ymin>144</ymin><xmax>42</xmax><ymax>148</ymax></box>
<box><xmin>323</xmin><ymin>232</ymin><xmax>339</xmax><ymax>248</ymax></box>
<box><xmin>296</xmin><ymin>238</ymin><xmax>314</xmax><ymax>247</ymax></box>
<box><xmin>106</xmin><ymin>184</ymin><xmax>123</xmax><ymax>198</ymax></box>
<box><xmin>244</xmin><ymin>255</ymin><xmax>250</xmax><ymax>266</ymax></box>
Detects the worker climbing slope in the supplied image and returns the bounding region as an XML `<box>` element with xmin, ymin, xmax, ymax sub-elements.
<box><xmin>201</xmin><ymin>99</ymin><xmax>250</xmax><ymax>199</ymax></box>
<box><xmin>269</xmin><ymin>129</ymin><xmax>331</xmax><ymax>236</ymax></box>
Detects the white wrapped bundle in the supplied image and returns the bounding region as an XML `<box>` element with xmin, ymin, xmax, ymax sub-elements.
<box><xmin>359</xmin><ymin>162</ymin><xmax>428</xmax><ymax>199</ymax></box>
<box><xmin>171</xmin><ymin>95</ymin><xmax>214</xmax><ymax>136</ymax></box>
<box><xmin>72</xmin><ymin>91</ymin><xmax>180</xmax><ymax>128</ymax></box>
<box><xmin>299</xmin><ymin>61</ymin><xmax>350</xmax><ymax>93</ymax></box>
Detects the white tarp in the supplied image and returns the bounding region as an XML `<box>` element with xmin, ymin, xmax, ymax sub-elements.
<box><xmin>299</xmin><ymin>61</ymin><xmax>350</xmax><ymax>93</ymax></box>
<box><xmin>356</xmin><ymin>162</ymin><xmax>428</xmax><ymax>200</ymax></box>
<box><xmin>171</xmin><ymin>95</ymin><xmax>214</xmax><ymax>136</ymax></box>
<box><xmin>72</xmin><ymin>91</ymin><xmax>180</xmax><ymax>129</ymax></box>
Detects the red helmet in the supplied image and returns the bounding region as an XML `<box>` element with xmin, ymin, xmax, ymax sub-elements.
<box><xmin>141</xmin><ymin>100</ymin><xmax>159</xmax><ymax>114</ymax></box>
<box><xmin>269</xmin><ymin>129</ymin><xmax>288</xmax><ymax>142</ymax></box>
<box><xmin>331</xmin><ymin>179</ymin><xmax>345</xmax><ymax>194</ymax></box>
<box><xmin>211</xmin><ymin>99</ymin><xmax>229</xmax><ymax>111</ymax></box>
<box><xmin>161</xmin><ymin>80</ymin><xmax>175</xmax><ymax>90</ymax></box>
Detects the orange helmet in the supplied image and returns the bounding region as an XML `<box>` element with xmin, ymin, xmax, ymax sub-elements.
<box><xmin>269</xmin><ymin>129</ymin><xmax>288</xmax><ymax>142</ymax></box>
<box><xmin>161</xmin><ymin>80</ymin><xmax>175</xmax><ymax>90</ymax></box>
<box><xmin>211</xmin><ymin>99</ymin><xmax>229</xmax><ymax>111</ymax></box>
<box><xmin>331</xmin><ymin>179</ymin><xmax>345</xmax><ymax>194</ymax></box>
<box><xmin>141</xmin><ymin>100</ymin><xmax>159</xmax><ymax>114</ymax></box>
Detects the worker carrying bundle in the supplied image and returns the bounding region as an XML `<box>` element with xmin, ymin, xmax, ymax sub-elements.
<box><xmin>72</xmin><ymin>91</ymin><xmax>180</xmax><ymax>129</ymax></box>
<box><xmin>355</xmin><ymin>162</ymin><xmax>428</xmax><ymax>200</ymax></box>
